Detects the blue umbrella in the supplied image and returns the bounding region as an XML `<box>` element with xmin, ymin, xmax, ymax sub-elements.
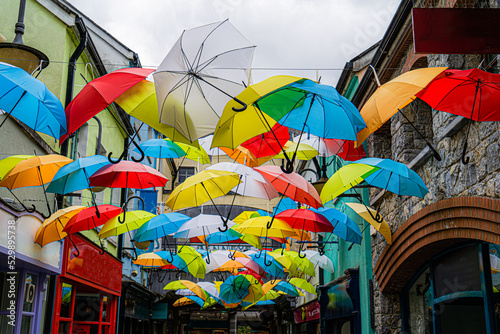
<box><xmin>355</xmin><ymin>157</ymin><xmax>428</xmax><ymax>198</ymax></box>
<box><xmin>205</xmin><ymin>229</ymin><xmax>241</xmax><ymax>244</ymax></box>
<box><xmin>46</xmin><ymin>155</ymin><xmax>110</xmax><ymax>194</ymax></box>
<box><xmin>0</xmin><ymin>62</ymin><xmax>66</xmax><ymax>138</ymax></box>
<box><xmin>312</xmin><ymin>207</ymin><xmax>362</xmax><ymax>245</ymax></box>
<box><xmin>183</xmin><ymin>295</ymin><xmax>206</xmax><ymax>307</ymax></box>
<box><xmin>135</xmin><ymin>138</ymin><xmax>186</xmax><ymax>159</ymax></box>
<box><xmin>273</xmin><ymin>197</ymin><xmax>298</xmax><ymax>215</ymax></box>
<box><xmin>134</xmin><ymin>212</ymin><xmax>191</xmax><ymax>242</ymax></box>
<box><xmin>219</xmin><ymin>275</ymin><xmax>251</xmax><ymax>304</ymax></box>
<box><xmin>275</xmin><ymin>281</ymin><xmax>301</xmax><ymax>297</ymax></box>
<box><xmin>250</xmin><ymin>253</ymin><xmax>285</xmax><ymax>278</ymax></box>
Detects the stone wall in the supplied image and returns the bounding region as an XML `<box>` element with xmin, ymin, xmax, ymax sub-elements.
<box><xmin>369</xmin><ymin>51</ymin><xmax>499</xmax><ymax>333</ymax></box>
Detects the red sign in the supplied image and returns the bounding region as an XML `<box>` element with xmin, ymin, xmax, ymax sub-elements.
<box><xmin>64</xmin><ymin>234</ymin><xmax>122</xmax><ymax>294</ymax></box>
<box><xmin>293</xmin><ymin>300</ymin><xmax>320</xmax><ymax>324</ymax></box>
<box><xmin>413</xmin><ymin>8</ymin><xmax>500</xmax><ymax>54</ymax></box>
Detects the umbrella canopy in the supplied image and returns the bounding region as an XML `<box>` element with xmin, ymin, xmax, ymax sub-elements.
<box><xmin>0</xmin><ymin>155</ymin><xmax>34</xmax><ymax>181</ymax></box>
<box><xmin>0</xmin><ymin>154</ymin><xmax>73</xmax><ymax>189</ymax></box>
<box><xmin>288</xmin><ymin>277</ymin><xmax>316</xmax><ymax>295</ymax></box>
<box><xmin>165</xmin><ymin>169</ymin><xmax>241</xmax><ymax>211</ymax></box>
<box><xmin>89</xmin><ymin>160</ymin><xmax>168</xmax><ymax>189</ymax></box>
<box><xmin>273</xmin><ymin>197</ymin><xmax>300</xmax><ymax>215</ymax></box>
<box><xmin>239</xmin><ymin>123</ymin><xmax>290</xmax><ymax>158</ymax></box>
<box><xmin>154</xmin><ymin>19</ymin><xmax>255</xmax><ymax>141</ymax></box>
<box><xmin>206</xmin><ymin>162</ymin><xmax>279</xmax><ymax>200</ymax></box>
<box><xmin>114</xmin><ymin>80</ymin><xmax>195</xmax><ymax>145</ymax></box>
<box><xmin>234</xmin><ymin>216</ymin><xmax>297</xmax><ymax>239</ymax></box>
<box><xmin>197</xmin><ymin>282</ymin><xmax>221</xmax><ymax>301</ymax></box>
<box><xmin>346</xmin><ymin>202</ymin><xmax>392</xmax><ymax>244</ymax></box>
<box><xmin>63</xmin><ymin>204</ymin><xmax>122</xmax><ymax>234</ymax></box>
<box><xmin>133</xmin><ymin>252</ymin><xmax>171</xmax><ymax>267</ymax></box>
<box><xmin>302</xmin><ymin>250</ymin><xmax>335</xmax><ymax>273</ymax></box>
<box><xmin>205</xmin><ymin>229</ymin><xmax>263</xmax><ymax>250</ymax></box>
<box><xmin>274</xmin><ymin>142</ymin><xmax>319</xmax><ymax>161</ymax></box>
<box><xmin>175</xmin><ymin>141</ymin><xmax>211</xmax><ymax>164</ymax></box>
<box><xmin>233</xmin><ymin>210</ymin><xmax>262</xmax><ymax>224</ymax></box>
<box><xmin>220</xmin><ymin>146</ymin><xmax>273</xmax><ymax>167</ymax></box>
<box><xmin>312</xmin><ymin>207</ymin><xmax>362</xmax><ymax>245</ymax></box>
<box><xmin>173</xmin><ymin>296</ymin><xmax>200</xmax><ymax>307</ymax></box>
<box><xmin>293</xmin><ymin>134</ymin><xmax>343</xmax><ymax>158</ymax></box>
<box><xmin>174</xmin><ymin>246</ymin><xmax>207</xmax><ymax>279</ymax></box>
<box><xmin>337</xmin><ymin>140</ymin><xmax>367</xmax><ymax>161</ymax></box>
<box><xmin>34</xmin><ymin>206</ymin><xmax>86</xmax><ymax>246</ymax></box>
<box><xmin>0</xmin><ymin>62</ymin><xmax>67</xmax><ymax>138</ymax></box>
<box><xmin>46</xmin><ymin>155</ymin><xmax>110</xmax><ymax>194</ymax></box>
<box><xmin>98</xmin><ymin>210</ymin><xmax>155</xmax><ymax>239</ymax></box>
<box><xmin>273</xmin><ymin>250</ymin><xmax>316</xmax><ymax>277</ymax></box>
<box><xmin>62</xmin><ymin>67</ymin><xmax>154</xmax><ymax>141</ymax></box>
<box><xmin>219</xmin><ymin>275</ymin><xmax>251</xmax><ymax>304</ymax></box>
<box><xmin>356</xmin><ymin>67</ymin><xmax>447</xmax><ymax>145</ymax></box>
<box><xmin>275</xmin><ymin>208</ymin><xmax>333</xmax><ymax>233</ymax></box>
<box><xmin>212</xmin><ymin>75</ymin><xmax>304</xmax><ymax>149</ymax></box>
<box><xmin>136</xmin><ymin>138</ymin><xmax>186</xmax><ymax>159</ymax></box>
<box><xmin>134</xmin><ymin>212</ymin><xmax>191</xmax><ymax>242</ymax></box>
<box><xmin>174</xmin><ymin>214</ymin><xmax>235</xmax><ymax>239</ymax></box>
<box><xmin>164</xmin><ymin>280</ymin><xmax>207</xmax><ymax>300</ymax></box>
<box><xmin>249</xmin><ymin>252</ymin><xmax>285</xmax><ymax>278</ymax></box>
<box><xmin>255</xmin><ymin>165</ymin><xmax>322</xmax><ymax>209</ymax></box>
<box><xmin>257</xmin><ymin>79</ymin><xmax>366</xmax><ymax>141</ymax></box>
<box><xmin>273</xmin><ymin>281</ymin><xmax>302</xmax><ymax>297</ymax></box>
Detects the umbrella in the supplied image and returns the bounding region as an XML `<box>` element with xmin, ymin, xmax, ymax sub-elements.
<box><xmin>293</xmin><ymin>134</ymin><xmax>343</xmax><ymax>158</ymax></box>
<box><xmin>346</xmin><ymin>202</ymin><xmax>392</xmax><ymax>244</ymax></box>
<box><xmin>250</xmin><ymin>252</ymin><xmax>285</xmax><ymax>278</ymax></box>
<box><xmin>133</xmin><ymin>252</ymin><xmax>171</xmax><ymax>267</ymax></box>
<box><xmin>197</xmin><ymin>282</ymin><xmax>221</xmax><ymax>301</ymax></box>
<box><xmin>173</xmin><ymin>246</ymin><xmax>207</xmax><ymax>279</ymax></box>
<box><xmin>234</xmin><ymin>216</ymin><xmax>297</xmax><ymax>240</ymax></box>
<box><xmin>175</xmin><ymin>142</ymin><xmax>211</xmax><ymax>164</ymax></box>
<box><xmin>164</xmin><ymin>280</ymin><xmax>207</xmax><ymax>300</ymax></box>
<box><xmin>356</xmin><ymin>67</ymin><xmax>447</xmax><ymax>157</ymax></box>
<box><xmin>415</xmin><ymin>68</ymin><xmax>500</xmax><ymax>164</ymax></box>
<box><xmin>288</xmin><ymin>277</ymin><xmax>316</xmax><ymax>295</ymax></box>
<box><xmin>114</xmin><ymin>80</ymin><xmax>195</xmax><ymax>145</ymax></box>
<box><xmin>219</xmin><ymin>275</ymin><xmax>251</xmax><ymax>304</ymax></box>
<box><xmin>134</xmin><ymin>212</ymin><xmax>191</xmax><ymax>243</ymax></box>
<box><xmin>255</xmin><ymin>165</ymin><xmax>322</xmax><ymax>209</ymax></box>
<box><xmin>174</xmin><ymin>214</ymin><xmax>235</xmax><ymax>239</ymax></box>
<box><xmin>46</xmin><ymin>155</ymin><xmax>110</xmax><ymax>194</ymax></box>
<box><xmin>173</xmin><ymin>296</ymin><xmax>200</xmax><ymax>307</ymax></box>
<box><xmin>198</xmin><ymin>134</ymin><xmax>225</xmax><ymax>157</ymax></box>
<box><xmin>154</xmin><ymin>19</ymin><xmax>255</xmax><ymax>141</ymax></box>
<box><xmin>233</xmin><ymin>210</ymin><xmax>262</xmax><ymax>224</ymax></box>
<box><xmin>89</xmin><ymin>160</ymin><xmax>168</xmax><ymax>189</ymax></box>
<box><xmin>206</xmin><ymin>162</ymin><xmax>279</xmax><ymax>200</ymax></box>
<box><xmin>0</xmin><ymin>62</ymin><xmax>66</xmax><ymax>138</ymax></box>
<box><xmin>212</xmin><ymin>75</ymin><xmax>304</xmax><ymax>150</ymax></box>
<box><xmin>273</xmin><ymin>281</ymin><xmax>302</xmax><ymax>297</ymax></box>
<box><xmin>63</xmin><ymin>204</ymin><xmax>122</xmax><ymax>234</ymax></box>
<box><xmin>337</xmin><ymin>140</ymin><xmax>367</xmax><ymax>161</ymax></box>
<box><xmin>275</xmin><ymin>209</ymin><xmax>333</xmax><ymax>233</ymax></box>
<box><xmin>242</xmin><ymin>290</ymin><xmax>281</xmax><ymax>310</ymax></box>
<box><xmin>136</xmin><ymin>138</ymin><xmax>186</xmax><ymax>159</ymax></box>
<box><xmin>239</xmin><ymin>123</ymin><xmax>290</xmax><ymax>158</ymax></box>
<box><xmin>61</xmin><ymin>67</ymin><xmax>155</xmax><ymax>142</ymax></box>
<box><xmin>302</xmin><ymin>250</ymin><xmax>335</xmax><ymax>273</ymax></box>
<box><xmin>34</xmin><ymin>206</ymin><xmax>86</xmax><ymax>247</ymax></box>
<box><xmin>204</xmin><ymin>229</ymin><xmax>263</xmax><ymax>250</ymax></box>
<box><xmin>274</xmin><ymin>142</ymin><xmax>319</xmax><ymax>161</ymax></box>
<box><xmin>0</xmin><ymin>155</ymin><xmax>33</xmax><ymax>181</ymax></box>
<box><xmin>98</xmin><ymin>210</ymin><xmax>155</xmax><ymax>239</ymax></box>
<box><xmin>273</xmin><ymin>197</ymin><xmax>300</xmax><ymax>215</ymax></box>
<box><xmin>165</xmin><ymin>169</ymin><xmax>241</xmax><ymax>211</ymax></box>
<box><xmin>272</xmin><ymin>250</ymin><xmax>316</xmax><ymax>277</ymax></box>
<box><xmin>220</xmin><ymin>146</ymin><xmax>273</xmax><ymax>167</ymax></box>
<box><xmin>311</xmin><ymin>207</ymin><xmax>362</xmax><ymax>245</ymax></box>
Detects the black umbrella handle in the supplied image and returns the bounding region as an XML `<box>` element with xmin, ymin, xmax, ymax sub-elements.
<box><xmin>297</xmin><ymin>243</ymin><xmax>306</xmax><ymax>259</ymax></box>
<box><xmin>231</xmin><ymin>97</ymin><xmax>247</xmax><ymax>112</ymax></box>
<box><xmin>119</xmin><ymin>196</ymin><xmax>145</xmax><ymax>224</ymax></box>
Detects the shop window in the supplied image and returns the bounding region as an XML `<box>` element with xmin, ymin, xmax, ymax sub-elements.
<box><xmin>60</xmin><ymin>283</ymin><xmax>73</xmax><ymax>318</ymax></box>
<box><xmin>406</xmin><ymin>268</ymin><xmax>433</xmax><ymax>334</ymax></box>
<box><xmin>435</xmin><ymin>297</ymin><xmax>486</xmax><ymax>333</ymax></box>
<box><xmin>74</xmin><ymin>293</ymin><xmax>101</xmax><ymax>322</ymax></box>
<box><xmin>178</xmin><ymin>167</ymin><xmax>195</xmax><ymax>183</ymax></box>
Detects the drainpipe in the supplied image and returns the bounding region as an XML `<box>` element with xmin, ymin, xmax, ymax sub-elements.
<box><xmin>60</xmin><ymin>16</ymin><xmax>88</xmax><ymax>157</ymax></box>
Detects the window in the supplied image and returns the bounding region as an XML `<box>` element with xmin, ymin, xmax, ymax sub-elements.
<box><xmin>177</xmin><ymin>167</ymin><xmax>195</xmax><ymax>183</ymax></box>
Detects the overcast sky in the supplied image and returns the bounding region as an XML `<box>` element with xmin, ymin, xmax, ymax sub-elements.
<box><xmin>66</xmin><ymin>0</ymin><xmax>399</xmax><ymax>86</ymax></box>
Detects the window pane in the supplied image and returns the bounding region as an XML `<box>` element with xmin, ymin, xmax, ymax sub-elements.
<box><xmin>406</xmin><ymin>268</ymin><xmax>433</xmax><ymax>334</ymax></box>
<box><xmin>178</xmin><ymin>167</ymin><xmax>195</xmax><ymax>183</ymax></box>
<box><xmin>433</xmin><ymin>244</ymin><xmax>481</xmax><ymax>298</ymax></box>
<box><xmin>23</xmin><ymin>273</ymin><xmax>37</xmax><ymax>312</ymax></box>
<box><xmin>101</xmin><ymin>324</ymin><xmax>110</xmax><ymax>334</ymax></box>
<box><xmin>73</xmin><ymin>324</ymin><xmax>99</xmax><ymax>334</ymax></box>
<box><xmin>74</xmin><ymin>293</ymin><xmax>100</xmax><ymax>322</ymax></box>
<box><xmin>0</xmin><ymin>315</ymin><xmax>15</xmax><ymax>334</ymax></box>
<box><xmin>102</xmin><ymin>295</ymin><xmax>109</xmax><ymax>322</ymax></box>
<box><xmin>0</xmin><ymin>272</ymin><xmax>18</xmax><ymax>312</ymax></box>
<box><xmin>20</xmin><ymin>315</ymin><xmax>32</xmax><ymax>334</ymax></box>
<box><xmin>60</xmin><ymin>283</ymin><xmax>73</xmax><ymax>318</ymax></box>
<box><xmin>436</xmin><ymin>297</ymin><xmax>486</xmax><ymax>334</ymax></box>
<box><xmin>58</xmin><ymin>321</ymin><xmax>70</xmax><ymax>334</ymax></box>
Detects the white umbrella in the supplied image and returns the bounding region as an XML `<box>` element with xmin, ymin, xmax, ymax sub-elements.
<box><xmin>293</xmin><ymin>134</ymin><xmax>343</xmax><ymax>157</ymax></box>
<box><xmin>303</xmin><ymin>250</ymin><xmax>335</xmax><ymax>273</ymax></box>
<box><xmin>174</xmin><ymin>214</ymin><xmax>235</xmax><ymax>239</ymax></box>
<box><xmin>198</xmin><ymin>281</ymin><xmax>220</xmax><ymax>300</ymax></box>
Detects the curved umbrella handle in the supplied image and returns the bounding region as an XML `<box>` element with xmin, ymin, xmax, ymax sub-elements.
<box><xmin>462</xmin><ymin>140</ymin><xmax>470</xmax><ymax>165</ymax></box>
<box><xmin>166</xmin><ymin>251</ymin><xmax>175</xmax><ymax>263</ymax></box>
<box><xmin>254</xmin><ymin>249</ymin><xmax>263</xmax><ymax>259</ymax></box>
<box><xmin>157</xmin><ymin>270</ymin><xmax>167</xmax><ymax>283</ymax></box>
<box><xmin>67</xmin><ymin>234</ymin><xmax>80</xmax><ymax>258</ymax></box>
<box><xmin>318</xmin><ymin>245</ymin><xmax>326</xmax><ymax>256</ymax></box>
<box><xmin>229</xmin><ymin>251</ymin><xmax>236</xmax><ymax>261</ymax></box>
<box><xmin>205</xmin><ymin>252</ymin><xmax>211</xmax><ymax>265</ymax></box>
<box><xmin>6</xmin><ymin>189</ymin><xmax>36</xmax><ymax>213</ymax></box>
<box><xmin>366</xmin><ymin>205</ymin><xmax>384</xmax><ymax>224</ymax></box>
<box><xmin>280</xmin><ymin>160</ymin><xmax>295</xmax><ymax>174</ymax></box>
<box><xmin>218</xmin><ymin>221</ymin><xmax>229</xmax><ymax>233</ymax></box>
<box><xmin>98</xmin><ymin>238</ymin><xmax>106</xmax><ymax>255</ymax></box>
<box><xmin>131</xmin><ymin>140</ymin><xmax>145</xmax><ymax>163</ymax></box>
<box><xmin>231</xmin><ymin>97</ymin><xmax>247</xmax><ymax>112</ymax></box>
<box><xmin>297</xmin><ymin>244</ymin><xmax>306</xmax><ymax>259</ymax></box>
<box><xmin>264</xmin><ymin>252</ymin><xmax>273</xmax><ymax>267</ymax></box>
<box><xmin>119</xmin><ymin>196</ymin><xmax>145</xmax><ymax>224</ymax></box>
<box><xmin>41</xmin><ymin>209</ymin><xmax>52</xmax><ymax>220</ymax></box>
<box><xmin>266</xmin><ymin>216</ymin><xmax>275</xmax><ymax>230</ymax></box>
<box><xmin>107</xmin><ymin>150</ymin><xmax>127</xmax><ymax>164</ymax></box>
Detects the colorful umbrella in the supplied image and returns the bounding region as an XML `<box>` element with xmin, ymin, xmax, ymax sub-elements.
<box><xmin>0</xmin><ymin>62</ymin><xmax>67</xmax><ymax>138</ymax></box>
<box><xmin>63</xmin><ymin>204</ymin><xmax>122</xmax><ymax>234</ymax></box>
<box><xmin>219</xmin><ymin>275</ymin><xmax>251</xmax><ymax>304</ymax></box>
<box><xmin>0</xmin><ymin>155</ymin><xmax>33</xmax><ymax>181</ymax></box>
<box><xmin>133</xmin><ymin>252</ymin><xmax>171</xmax><ymax>267</ymax></box>
<box><xmin>173</xmin><ymin>296</ymin><xmax>199</xmax><ymax>307</ymax></box>
<box><xmin>98</xmin><ymin>210</ymin><xmax>155</xmax><ymax>239</ymax></box>
<box><xmin>415</xmin><ymin>68</ymin><xmax>500</xmax><ymax>163</ymax></box>
<box><xmin>164</xmin><ymin>280</ymin><xmax>207</xmax><ymax>300</ymax></box>
<box><xmin>312</xmin><ymin>207</ymin><xmax>362</xmax><ymax>245</ymax></box>
<box><xmin>173</xmin><ymin>246</ymin><xmax>207</xmax><ymax>279</ymax></box>
<box><xmin>154</xmin><ymin>20</ymin><xmax>255</xmax><ymax>141</ymax></box>
<box><xmin>255</xmin><ymin>165</ymin><xmax>322</xmax><ymax>209</ymax></box>
<box><xmin>273</xmin><ymin>250</ymin><xmax>315</xmax><ymax>277</ymax></box>
<box><xmin>293</xmin><ymin>134</ymin><xmax>343</xmax><ymax>158</ymax></box>
<box><xmin>135</xmin><ymin>138</ymin><xmax>186</xmax><ymax>159</ymax></box>
<box><xmin>175</xmin><ymin>141</ymin><xmax>211</xmax><ymax>164</ymax></box>
<box><xmin>337</xmin><ymin>140</ymin><xmax>367</xmax><ymax>161</ymax></box>
<box><xmin>34</xmin><ymin>206</ymin><xmax>86</xmax><ymax>247</ymax></box>
<box><xmin>346</xmin><ymin>202</ymin><xmax>392</xmax><ymax>244</ymax></box>
<box><xmin>165</xmin><ymin>169</ymin><xmax>241</xmax><ymax>211</ymax></box>
<box><xmin>249</xmin><ymin>252</ymin><xmax>285</xmax><ymax>278</ymax></box>
<box><xmin>288</xmin><ymin>277</ymin><xmax>316</xmax><ymax>295</ymax></box>
<box><xmin>134</xmin><ymin>212</ymin><xmax>191</xmax><ymax>243</ymax></box>
<box><xmin>174</xmin><ymin>214</ymin><xmax>235</xmax><ymax>239</ymax></box>
<box><xmin>275</xmin><ymin>209</ymin><xmax>333</xmax><ymax>233</ymax></box>
<box><xmin>234</xmin><ymin>216</ymin><xmax>297</xmax><ymax>239</ymax></box>
<box><xmin>239</xmin><ymin>123</ymin><xmax>290</xmax><ymax>158</ymax></box>
<box><xmin>274</xmin><ymin>141</ymin><xmax>319</xmax><ymax>161</ymax></box>
<box><xmin>89</xmin><ymin>160</ymin><xmax>168</xmax><ymax>189</ymax></box>
<box><xmin>62</xmin><ymin>67</ymin><xmax>154</xmax><ymax>142</ymax></box>
<box><xmin>302</xmin><ymin>250</ymin><xmax>335</xmax><ymax>273</ymax></box>
<box><xmin>220</xmin><ymin>146</ymin><xmax>273</xmax><ymax>167</ymax></box>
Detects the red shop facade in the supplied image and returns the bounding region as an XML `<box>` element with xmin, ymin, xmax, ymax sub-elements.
<box><xmin>293</xmin><ymin>300</ymin><xmax>320</xmax><ymax>334</ymax></box>
<box><xmin>51</xmin><ymin>234</ymin><xmax>122</xmax><ymax>334</ymax></box>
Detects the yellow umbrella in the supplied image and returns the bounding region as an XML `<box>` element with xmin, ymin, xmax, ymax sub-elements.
<box><xmin>274</xmin><ymin>141</ymin><xmax>319</xmax><ymax>161</ymax></box>
<box><xmin>212</xmin><ymin>75</ymin><xmax>304</xmax><ymax>149</ymax></box>
<box><xmin>173</xmin><ymin>297</ymin><xmax>197</xmax><ymax>307</ymax></box>
<box><xmin>164</xmin><ymin>280</ymin><xmax>207</xmax><ymax>300</ymax></box>
<box><xmin>115</xmin><ymin>80</ymin><xmax>197</xmax><ymax>146</ymax></box>
<box><xmin>0</xmin><ymin>155</ymin><xmax>34</xmax><ymax>181</ymax></box>
<box><xmin>220</xmin><ymin>146</ymin><xmax>273</xmax><ymax>167</ymax></box>
<box><xmin>242</xmin><ymin>290</ymin><xmax>283</xmax><ymax>310</ymax></box>
<box><xmin>234</xmin><ymin>216</ymin><xmax>297</xmax><ymax>239</ymax></box>
<box><xmin>288</xmin><ymin>277</ymin><xmax>317</xmax><ymax>295</ymax></box>
<box><xmin>175</xmin><ymin>141</ymin><xmax>211</xmax><ymax>164</ymax></box>
<box><xmin>270</xmin><ymin>250</ymin><xmax>315</xmax><ymax>277</ymax></box>
<box><xmin>242</xmin><ymin>281</ymin><xmax>263</xmax><ymax>303</ymax></box>
<box><xmin>345</xmin><ymin>202</ymin><xmax>392</xmax><ymax>244</ymax></box>
<box><xmin>34</xmin><ymin>206</ymin><xmax>86</xmax><ymax>247</ymax></box>
<box><xmin>233</xmin><ymin>211</ymin><xmax>261</xmax><ymax>224</ymax></box>
<box><xmin>356</xmin><ymin>67</ymin><xmax>447</xmax><ymax>146</ymax></box>
<box><xmin>165</xmin><ymin>169</ymin><xmax>241</xmax><ymax>211</ymax></box>
<box><xmin>133</xmin><ymin>252</ymin><xmax>171</xmax><ymax>267</ymax></box>
<box><xmin>98</xmin><ymin>210</ymin><xmax>155</xmax><ymax>239</ymax></box>
<box><xmin>320</xmin><ymin>163</ymin><xmax>378</xmax><ymax>204</ymax></box>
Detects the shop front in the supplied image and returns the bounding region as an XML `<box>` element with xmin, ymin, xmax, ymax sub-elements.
<box><xmin>119</xmin><ymin>278</ymin><xmax>160</xmax><ymax>334</ymax></box>
<box><xmin>0</xmin><ymin>203</ymin><xmax>63</xmax><ymax>334</ymax></box>
<box><xmin>319</xmin><ymin>268</ymin><xmax>360</xmax><ymax>334</ymax></box>
<box><xmin>292</xmin><ymin>300</ymin><xmax>320</xmax><ymax>334</ymax></box>
<box><xmin>51</xmin><ymin>233</ymin><xmax>122</xmax><ymax>334</ymax></box>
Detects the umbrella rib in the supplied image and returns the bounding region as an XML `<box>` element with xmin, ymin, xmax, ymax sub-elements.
<box><xmin>197</xmin><ymin>46</ymin><xmax>256</xmax><ymax>74</ymax></box>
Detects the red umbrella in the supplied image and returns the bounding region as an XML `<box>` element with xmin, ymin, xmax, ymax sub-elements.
<box><xmin>63</xmin><ymin>204</ymin><xmax>123</xmax><ymax>234</ymax></box>
<box><xmin>416</xmin><ymin>68</ymin><xmax>500</xmax><ymax>163</ymax></box>
<box><xmin>254</xmin><ymin>165</ymin><xmax>322</xmax><ymax>209</ymax></box>
<box><xmin>239</xmin><ymin>269</ymin><xmax>265</xmax><ymax>283</ymax></box>
<box><xmin>239</xmin><ymin>123</ymin><xmax>290</xmax><ymax>158</ymax></box>
<box><xmin>61</xmin><ymin>67</ymin><xmax>155</xmax><ymax>143</ymax></box>
<box><xmin>89</xmin><ymin>161</ymin><xmax>168</xmax><ymax>189</ymax></box>
<box><xmin>337</xmin><ymin>140</ymin><xmax>366</xmax><ymax>161</ymax></box>
<box><xmin>275</xmin><ymin>209</ymin><xmax>333</xmax><ymax>233</ymax></box>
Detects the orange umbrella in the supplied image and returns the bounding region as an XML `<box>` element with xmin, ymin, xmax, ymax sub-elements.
<box><xmin>34</xmin><ymin>206</ymin><xmax>86</xmax><ymax>247</ymax></box>
<box><xmin>220</xmin><ymin>146</ymin><xmax>273</xmax><ymax>167</ymax></box>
